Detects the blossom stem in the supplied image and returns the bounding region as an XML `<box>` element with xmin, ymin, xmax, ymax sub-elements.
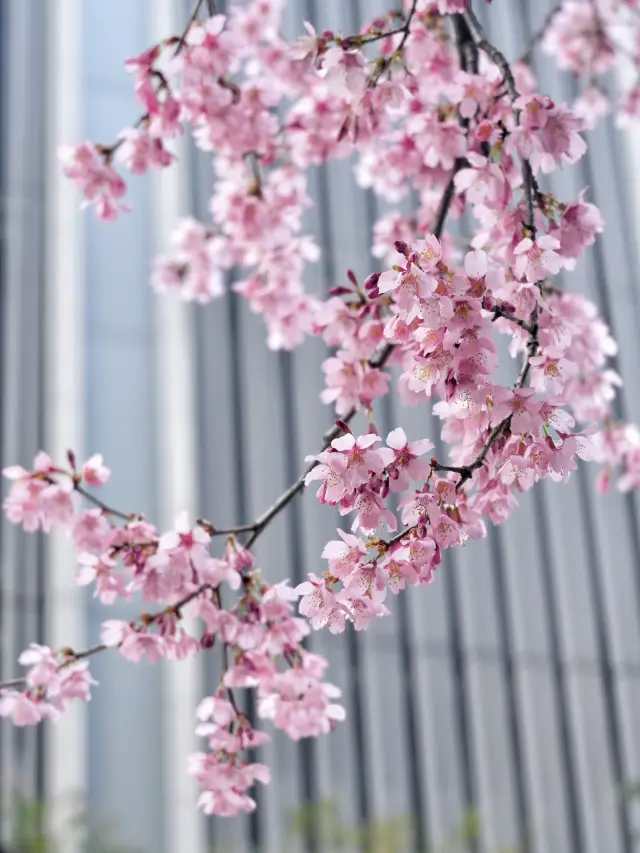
<box><xmin>491</xmin><ymin>307</ymin><xmax>536</xmax><ymax>334</ymax></box>
<box><xmin>73</xmin><ymin>482</ymin><xmax>134</xmax><ymax>522</ymax></box>
<box><xmin>174</xmin><ymin>0</ymin><xmax>208</xmax><ymax>55</ymax></box>
<box><xmin>0</xmin><ymin>584</ymin><xmax>213</xmax><ymax>691</ymax></box>
<box><xmin>518</xmin><ymin>2</ymin><xmax>563</xmax><ymax>65</ymax></box>
<box><xmin>462</xmin><ymin>6</ymin><xmax>536</xmax><ymax>237</ymax></box>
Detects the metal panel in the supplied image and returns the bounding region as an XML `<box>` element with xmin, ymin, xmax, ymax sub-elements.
<box><xmin>2</xmin><ymin>2</ymin><xmax>640</xmax><ymax>853</ymax></box>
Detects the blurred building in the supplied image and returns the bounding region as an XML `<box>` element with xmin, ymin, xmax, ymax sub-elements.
<box><xmin>2</xmin><ymin>1</ymin><xmax>640</xmax><ymax>852</ymax></box>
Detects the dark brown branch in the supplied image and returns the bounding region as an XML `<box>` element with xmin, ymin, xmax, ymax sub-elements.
<box><xmin>1</xmin><ymin>582</ymin><xmax>213</xmax><ymax>691</ymax></box>
<box><xmin>491</xmin><ymin>307</ymin><xmax>535</xmax><ymax>334</ymax></box>
<box><xmin>174</xmin><ymin>0</ymin><xmax>208</xmax><ymax>55</ymax></box>
<box><xmin>518</xmin><ymin>2</ymin><xmax>563</xmax><ymax>65</ymax></box>
<box><xmin>74</xmin><ymin>483</ymin><xmax>134</xmax><ymax>522</ymax></box>
<box><xmin>462</xmin><ymin>6</ymin><xmax>536</xmax><ymax>236</ymax></box>
<box><xmin>397</xmin><ymin>0</ymin><xmax>420</xmax><ymax>54</ymax></box>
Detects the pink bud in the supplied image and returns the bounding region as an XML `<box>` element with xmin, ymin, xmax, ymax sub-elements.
<box><xmin>363</xmin><ymin>272</ymin><xmax>381</xmax><ymax>291</ymax></box>
<box><xmin>476</xmin><ymin>119</ymin><xmax>494</xmax><ymax>142</ymax></box>
<box><xmin>346</xmin><ymin>269</ymin><xmax>358</xmax><ymax>286</ymax></box>
<box><xmin>394</xmin><ymin>240</ymin><xmax>409</xmax><ymax>256</ymax></box>
<box><xmin>337</xmin><ymin>114</ymin><xmax>351</xmax><ymax>143</ymax></box>
<box><xmin>328</xmin><ymin>285</ymin><xmax>352</xmax><ymax>296</ymax></box>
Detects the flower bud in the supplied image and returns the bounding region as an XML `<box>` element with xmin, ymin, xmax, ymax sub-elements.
<box><xmin>482</xmin><ymin>293</ymin><xmax>495</xmax><ymax>311</ymax></box>
<box><xmin>363</xmin><ymin>271</ymin><xmax>381</xmax><ymax>291</ymax></box>
<box><xmin>394</xmin><ymin>240</ymin><xmax>409</xmax><ymax>256</ymax></box>
<box><xmin>328</xmin><ymin>285</ymin><xmax>352</xmax><ymax>296</ymax></box>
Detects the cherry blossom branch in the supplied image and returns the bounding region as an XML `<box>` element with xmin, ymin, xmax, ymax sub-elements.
<box><xmin>0</xmin><ymin>643</ymin><xmax>107</xmax><ymax>691</ymax></box>
<box><xmin>349</xmin><ymin>0</ymin><xmax>419</xmax><ymax>48</ymax></box>
<box><xmin>462</xmin><ymin>6</ymin><xmax>537</xmax><ymax>236</ymax></box>
<box><xmin>245</xmin><ymin>342</ymin><xmax>396</xmax><ymax>550</ymax></box>
<box><xmin>175</xmin><ymin>0</ymin><xmax>209</xmax><ymax>53</ymax></box>
<box><xmin>396</xmin><ymin>0</ymin><xmax>420</xmax><ymax>54</ymax></box>
<box><xmin>518</xmin><ymin>2</ymin><xmax>564</xmax><ymax>65</ymax></box>
<box><xmin>0</xmin><ymin>580</ymin><xmax>214</xmax><ymax>691</ymax></box>
<box><xmin>491</xmin><ymin>307</ymin><xmax>535</xmax><ymax>334</ymax></box>
<box><xmin>73</xmin><ymin>483</ymin><xmax>134</xmax><ymax>523</ymax></box>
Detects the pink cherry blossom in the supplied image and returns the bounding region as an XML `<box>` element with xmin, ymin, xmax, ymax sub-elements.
<box><xmin>513</xmin><ymin>235</ymin><xmax>563</xmax><ymax>282</ymax></box>
<box><xmin>81</xmin><ymin>454</ymin><xmax>111</xmax><ymax>486</ymax></box>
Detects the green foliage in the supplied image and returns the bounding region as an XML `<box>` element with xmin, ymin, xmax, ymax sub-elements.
<box><xmin>0</xmin><ymin>791</ymin><xmax>140</xmax><ymax>853</ymax></box>
<box><xmin>286</xmin><ymin>798</ymin><xmax>523</xmax><ymax>853</ymax></box>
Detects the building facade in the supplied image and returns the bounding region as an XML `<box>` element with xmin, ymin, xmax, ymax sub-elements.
<box><xmin>2</xmin><ymin>1</ymin><xmax>640</xmax><ymax>852</ymax></box>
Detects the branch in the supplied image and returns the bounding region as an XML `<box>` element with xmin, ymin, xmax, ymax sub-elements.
<box><xmin>518</xmin><ymin>2</ymin><xmax>563</xmax><ymax>65</ymax></box>
<box><xmin>1</xmin><ymin>583</ymin><xmax>214</xmax><ymax>691</ymax></box>
<box><xmin>462</xmin><ymin>6</ymin><xmax>536</xmax><ymax>235</ymax></box>
<box><xmin>356</xmin><ymin>0</ymin><xmax>419</xmax><ymax>48</ymax></box>
<box><xmin>368</xmin><ymin>0</ymin><xmax>420</xmax><ymax>85</ymax></box>
<box><xmin>491</xmin><ymin>307</ymin><xmax>535</xmax><ymax>334</ymax></box>
<box><xmin>74</xmin><ymin>483</ymin><xmax>135</xmax><ymax>523</ymax></box>
<box><xmin>174</xmin><ymin>0</ymin><xmax>208</xmax><ymax>56</ymax></box>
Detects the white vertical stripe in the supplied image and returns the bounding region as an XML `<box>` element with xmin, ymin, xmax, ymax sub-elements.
<box><xmin>614</xmin><ymin>15</ymin><xmax>640</xmax><ymax>271</ymax></box>
<box><xmin>151</xmin><ymin>4</ymin><xmax>207</xmax><ymax>852</ymax></box>
<box><xmin>44</xmin><ymin>1</ymin><xmax>86</xmax><ymax>850</ymax></box>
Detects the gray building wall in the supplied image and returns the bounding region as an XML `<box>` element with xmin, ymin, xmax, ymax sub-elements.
<box><xmin>2</xmin><ymin>1</ymin><xmax>640</xmax><ymax>853</ymax></box>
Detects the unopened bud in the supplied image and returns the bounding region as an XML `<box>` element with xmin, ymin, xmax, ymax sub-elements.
<box><xmin>66</xmin><ymin>449</ymin><xmax>77</xmax><ymax>471</ymax></box>
<box><xmin>482</xmin><ymin>294</ymin><xmax>495</xmax><ymax>311</ymax></box>
<box><xmin>328</xmin><ymin>285</ymin><xmax>352</xmax><ymax>296</ymax></box>
<box><xmin>394</xmin><ymin>240</ymin><xmax>409</xmax><ymax>256</ymax></box>
<box><xmin>337</xmin><ymin>114</ymin><xmax>352</xmax><ymax>143</ymax></box>
<box><xmin>346</xmin><ymin>269</ymin><xmax>358</xmax><ymax>286</ymax></box>
<box><xmin>200</xmin><ymin>634</ymin><xmax>216</xmax><ymax>649</ymax></box>
<box><xmin>363</xmin><ymin>271</ymin><xmax>381</xmax><ymax>291</ymax></box>
<box><xmin>335</xmin><ymin>419</ymin><xmax>352</xmax><ymax>435</ymax></box>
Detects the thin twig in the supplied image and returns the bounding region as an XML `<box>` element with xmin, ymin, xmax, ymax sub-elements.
<box><xmin>397</xmin><ymin>0</ymin><xmax>420</xmax><ymax>54</ymax></box>
<box><xmin>462</xmin><ymin>6</ymin><xmax>536</xmax><ymax>237</ymax></box>
<box><xmin>174</xmin><ymin>0</ymin><xmax>207</xmax><ymax>56</ymax></box>
<box><xmin>74</xmin><ymin>483</ymin><xmax>134</xmax><ymax>522</ymax></box>
<box><xmin>0</xmin><ymin>582</ymin><xmax>213</xmax><ymax>691</ymax></box>
<box><xmin>518</xmin><ymin>2</ymin><xmax>563</xmax><ymax>65</ymax></box>
<box><xmin>491</xmin><ymin>307</ymin><xmax>535</xmax><ymax>334</ymax></box>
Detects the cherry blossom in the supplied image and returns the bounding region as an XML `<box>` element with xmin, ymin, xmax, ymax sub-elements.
<box><xmin>4</xmin><ymin>0</ymin><xmax>640</xmax><ymax>820</ymax></box>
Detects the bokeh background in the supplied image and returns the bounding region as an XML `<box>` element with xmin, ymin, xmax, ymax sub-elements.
<box><xmin>3</xmin><ymin>1</ymin><xmax>640</xmax><ymax>852</ymax></box>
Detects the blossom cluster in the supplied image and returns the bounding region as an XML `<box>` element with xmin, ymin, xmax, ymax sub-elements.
<box><xmin>0</xmin><ymin>456</ymin><xmax>344</xmax><ymax>814</ymax></box>
<box><xmin>3</xmin><ymin>0</ymin><xmax>640</xmax><ymax>820</ymax></box>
